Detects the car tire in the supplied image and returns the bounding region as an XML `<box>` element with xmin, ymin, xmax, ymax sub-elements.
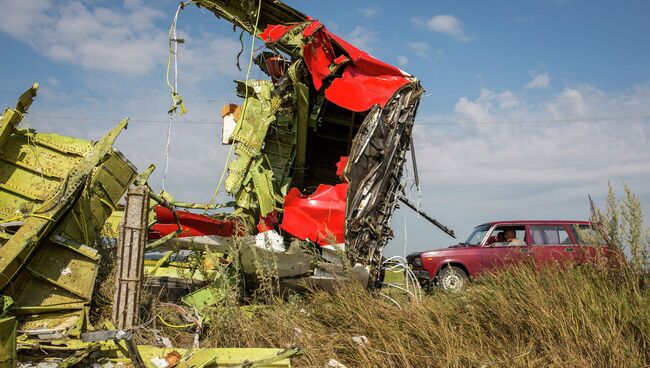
<box><xmin>438</xmin><ymin>266</ymin><xmax>469</xmax><ymax>292</ymax></box>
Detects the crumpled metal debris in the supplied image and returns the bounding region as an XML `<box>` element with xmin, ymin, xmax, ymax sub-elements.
<box><xmin>148</xmin><ymin>0</ymin><xmax>424</xmax><ymax>290</ymax></box>
<box><xmin>0</xmin><ymin>84</ymin><xmax>138</xmax><ymax>365</ymax></box>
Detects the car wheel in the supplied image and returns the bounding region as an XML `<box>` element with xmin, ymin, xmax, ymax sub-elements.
<box><xmin>438</xmin><ymin>266</ymin><xmax>468</xmax><ymax>292</ymax></box>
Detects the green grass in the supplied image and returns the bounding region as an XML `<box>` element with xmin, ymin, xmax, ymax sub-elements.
<box><xmin>382</xmin><ymin>269</ymin><xmax>406</xmax><ymax>284</ymax></box>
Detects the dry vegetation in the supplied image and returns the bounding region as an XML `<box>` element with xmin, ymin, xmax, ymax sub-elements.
<box><xmin>104</xmin><ymin>185</ymin><xmax>649</xmax><ymax>367</ymax></box>
<box><xmin>197</xmin><ymin>265</ymin><xmax>649</xmax><ymax>367</ymax></box>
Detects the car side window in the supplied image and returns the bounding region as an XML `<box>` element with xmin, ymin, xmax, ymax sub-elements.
<box><xmin>530</xmin><ymin>225</ymin><xmax>573</xmax><ymax>245</ymax></box>
<box><xmin>570</xmin><ymin>224</ymin><xmax>603</xmax><ymax>246</ymax></box>
<box><xmin>487</xmin><ymin>226</ymin><xmax>527</xmax><ymax>246</ymax></box>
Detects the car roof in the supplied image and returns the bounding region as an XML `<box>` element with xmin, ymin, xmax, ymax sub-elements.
<box><xmin>477</xmin><ymin>220</ymin><xmax>590</xmax><ymax>227</ymax></box>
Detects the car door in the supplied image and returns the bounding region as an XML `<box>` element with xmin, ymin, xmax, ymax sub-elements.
<box><xmin>529</xmin><ymin>224</ymin><xmax>576</xmax><ymax>267</ymax></box>
<box><xmin>480</xmin><ymin>225</ymin><xmax>531</xmax><ymax>272</ymax></box>
<box><xmin>568</xmin><ymin>223</ymin><xmax>607</xmax><ymax>265</ymax></box>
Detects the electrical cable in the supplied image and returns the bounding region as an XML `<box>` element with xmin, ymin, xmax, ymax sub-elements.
<box><xmin>161</xmin><ymin>2</ymin><xmax>193</xmax><ymax>191</ymax></box>
<box><xmin>3</xmin><ymin>88</ymin><xmax>650</xmax><ymax>104</ymax></box>
<box><xmin>23</xmin><ymin>113</ymin><xmax>650</xmax><ymax>126</ymax></box>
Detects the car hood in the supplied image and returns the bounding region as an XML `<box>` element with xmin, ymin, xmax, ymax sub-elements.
<box><xmin>420</xmin><ymin>244</ymin><xmax>476</xmax><ymax>256</ymax></box>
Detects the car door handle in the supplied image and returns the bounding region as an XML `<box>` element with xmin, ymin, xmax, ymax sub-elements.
<box><xmin>565</xmin><ymin>247</ymin><xmax>574</xmax><ymax>252</ymax></box>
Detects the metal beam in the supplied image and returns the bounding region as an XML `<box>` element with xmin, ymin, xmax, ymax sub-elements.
<box><xmin>399</xmin><ymin>196</ymin><xmax>455</xmax><ymax>239</ymax></box>
<box><xmin>112</xmin><ymin>185</ymin><xmax>149</xmax><ymax>330</ymax></box>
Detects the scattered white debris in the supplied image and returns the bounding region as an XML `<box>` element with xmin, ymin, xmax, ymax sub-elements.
<box><xmin>93</xmin><ymin>363</ymin><xmax>115</xmax><ymax>368</ymax></box>
<box><xmin>35</xmin><ymin>363</ymin><xmax>59</xmax><ymax>368</ymax></box>
<box><xmin>150</xmin><ymin>357</ymin><xmax>169</xmax><ymax>368</ymax></box>
<box><xmin>154</xmin><ymin>329</ymin><xmax>173</xmax><ymax>348</ymax></box>
<box><xmin>352</xmin><ymin>335</ymin><xmax>369</xmax><ymax>345</ymax></box>
<box><xmin>294</xmin><ymin>326</ymin><xmax>303</xmax><ymax>338</ymax></box>
<box><xmin>325</xmin><ymin>359</ymin><xmax>347</xmax><ymax>368</ymax></box>
<box><xmin>115</xmin><ymin>330</ymin><xmax>128</xmax><ymax>339</ymax></box>
<box><xmin>254</xmin><ymin>230</ymin><xmax>286</xmax><ymax>252</ymax></box>
<box><xmin>60</xmin><ymin>267</ymin><xmax>72</xmax><ymax>276</ymax></box>
<box><xmin>161</xmin><ymin>336</ymin><xmax>173</xmax><ymax>348</ymax></box>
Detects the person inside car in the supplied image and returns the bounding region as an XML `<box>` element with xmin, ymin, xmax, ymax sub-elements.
<box><xmin>505</xmin><ymin>229</ymin><xmax>525</xmax><ymax>246</ymax></box>
<box><xmin>487</xmin><ymin>231</ymin><xmax>507</xmax><ymax>246</ymax></box>
<box><xmin>496</xmin><ymin>231</ymin><xmax>506</xmax><ymax>243</ymax></box>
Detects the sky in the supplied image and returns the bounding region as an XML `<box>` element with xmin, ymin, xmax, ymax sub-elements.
<box><xmin>1</xmin><ymin>0</ymin><xmax>649</xmax><ymax>256</ymax></box>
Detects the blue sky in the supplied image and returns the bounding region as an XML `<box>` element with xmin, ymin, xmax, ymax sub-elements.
<box><xmin>1</xmin><ymin>0</ymin><xmax>649</xmax><ymax>255</ymax></box>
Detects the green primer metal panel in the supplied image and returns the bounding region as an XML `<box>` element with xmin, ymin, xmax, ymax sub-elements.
<box><xmin>8</xmin><ymin>238</ymin><xmax>99</xmax><ymax>313</ymax></box>
<box><xmin>0</xmin><ymin>86</ymin><xmax>138</xmax><ymax>339</ymax></box>
<box><xmin>225</xmin><ymin>80</ymin><xmax>286</xmax><ymax>218</ymax></box>
<box><xmin>5</xmin><ymin>148</ymin><xmax>137</xmax><ymax>334</ymax></box>
<box><xmin>0</xmin><ymin>84</ymin><xmax>38</xmax><ymax>149</ymax></box>
<box><xmin>0</xmin><ymin>120</ymin><xmax>128</xmax><ymax>289</ymax></box>
<box><xmin>137</xmin><ymin>345</ymin><xmax>294</xmax><ymax>368</ymax></box>
<box><xmin>56</xmin><ymin>151</ymin><xmax>137</xmax><ymax>244</ymax></box>
<box><xmin>181</xmin><ymin>286</ymin><xmax>224</xmax><ymax>313</ymax></box>
<box><xmin>0</xmin><ymin>132</ymin><xmax>89</xmax><ymax>220</ymax></box>
<box><xmin>0</xmin><ymin>317</ymin><xmax>16</xmax><ymax>368</ymax></box>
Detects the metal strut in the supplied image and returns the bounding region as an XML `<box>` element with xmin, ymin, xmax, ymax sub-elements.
<box><xmin>398</xmin><ymin>196</ymin><xmax>455</xmax><ymax>238</ymax></box>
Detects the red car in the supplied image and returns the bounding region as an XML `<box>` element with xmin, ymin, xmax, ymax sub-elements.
<box><xmin>406</xmin><ymin>220</ymin><xmax>605</xmax><ymax>292</ymax></box>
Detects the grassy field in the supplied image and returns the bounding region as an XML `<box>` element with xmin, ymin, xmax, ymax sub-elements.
<box><xmin>147</xmin><ymin>264</ymin><xmax>649</xmax><ymax>368</ymax></box>
<box><xmin>382</xmin><ymin>268</ymin><xmax>406</xmax><ymax>284</ymax></box>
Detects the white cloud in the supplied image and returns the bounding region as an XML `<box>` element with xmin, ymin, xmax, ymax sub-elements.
<box><xmin>417</xmin><ymin>84</ymin><xmax>650</xmax><ymax>212</ymax></box>
<box><xmin>0</xmin><ymin>0</ymin><xmax>244</xmax><ymax>83</ymax></box>
<box><xmin>357</xmin><ymin>6</ymin><xmax>378</xmax><ymax>19</ymax></box>
<box><xmin>0</xmin><ymin>0</ymin><xmax>167</xmax><ymax>75</ymax></box>
<box><xmin>454</xmin><ymin>97</ymin><xmax>491</xmax><ymax>124</ymax></box>
<box><xmin>0</xmin><ymin>0</ymin><xmax>52</xmax><ymax>38</ymax></box>
<box><xmin>397</xmin><ymin>56</ymin><xmax>409</xmax><ymax>67</ymax></box>
<box><xmin>454</xmin><ymin>88</ymin><xmax>522</xmax><ymax>123</ymax></box>
<box><xmin>346</xmin><ymin>26</ymin><xmax>376</xmax><ymax>51</ymax></box>
<box><xmin>408</xmin><ymin>41</ymin><xmax>431</xmax><ymax>57</ymax></box>
<box><xmin>177</xmin><ymin>32</ymin><xmax>243</xmax><ymax>86</ymax></box>
<box><xmin>413</xmin><ymin>15</ymin><xmax>471</xmax><ymax>42</ymax></box>
<box><xmin>526</xmin><ymin>72</ymin><xmax>551</xmax><ymax>90</ymax></box>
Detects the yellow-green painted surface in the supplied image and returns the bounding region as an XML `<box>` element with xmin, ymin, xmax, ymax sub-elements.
<box><xmin>0</xmin><ymin>317</ymin><xmax>16</xmax><ymax>368</ymax></box>
<box><xmin>137</xmin><ymin>345</ymin><xmax>294</xmax><ymax>367</ymax></box>
<box><xmin>0</xmin><ymin>85</ymin><xmax>137</xmax><ymax>339</ymax></box>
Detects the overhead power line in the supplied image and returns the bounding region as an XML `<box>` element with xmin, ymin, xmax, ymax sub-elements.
<box><xmin>2</xmin><ymin>88</ymin><xmax>650</xmax><ymax>105</ymax></box>
<box><xmin>22</xmin><ymin>114</ymin><xmax>650</xmax><ymax>126</ymax></box>
<box><xmin>416</xmin><ymin>115</ymin><xmax>650</xmax><ymax>126</ymax></box>
<box><xmin>0</xmin><ymin>90</ymin><xmax>218</xmax><ymax>104</ymax></box>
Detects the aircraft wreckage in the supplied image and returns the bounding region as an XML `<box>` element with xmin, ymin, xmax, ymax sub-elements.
<box><xmin>0</xmin><ymin>0</ymin><xmax>453</xmax><ymax>366</ymax></box>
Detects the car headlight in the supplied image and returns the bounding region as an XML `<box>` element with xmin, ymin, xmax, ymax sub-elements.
<box><xmin>413</xmin><ymin>257</ymin><xmax>423</xmax><ymax>267</ymax></box>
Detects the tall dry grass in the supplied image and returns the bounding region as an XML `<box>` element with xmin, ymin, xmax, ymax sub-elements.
<box><xmin>192</xmin><ymin>265</ymin><xmax>648</xmax><ymax>368</ymax></box>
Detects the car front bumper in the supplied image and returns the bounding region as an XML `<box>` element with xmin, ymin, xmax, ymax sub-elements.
<box><xmin>411</xmin><ymin>269</ymin><xmax>432</xmax><ymax>286</ymax></box>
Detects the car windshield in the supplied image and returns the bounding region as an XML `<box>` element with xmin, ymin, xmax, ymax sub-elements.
<box><xmin>464</xmin><ymin>224</ymin><xmax>491</xmax><ymax>245</ymax></box>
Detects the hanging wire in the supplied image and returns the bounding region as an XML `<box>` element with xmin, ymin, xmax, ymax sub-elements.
<box><xmin>381</xmin><ymin>256</ymin><xmax>423</xmax><ymax>302</ymax></box>
<box><xmin>402</xmin><ymin>164</ymin><xmax>412</xmax><ymax>259</ymax></box>
<box><xmin>162</xmin><ymin>2</ymin><xmax>193</xmax><ymax>191</ymax></box>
